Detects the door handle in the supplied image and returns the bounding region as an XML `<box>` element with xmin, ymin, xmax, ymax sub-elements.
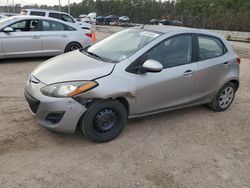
<box><xmin>62</xmin><ymin>34</ymin><xmax>68</xmax><ymax>38</ymax></box>
<box><xmin>32</xmin><ymin>36</ymin><xmax>40</xmax><ymax>39</ymax></box>
<box><xmin>183</xmin><ymin>70</ymin><xmax>195</xmax><ymax>76</ymax></box>
<box><xmin>221</xmin><ymin>62</ymin><xmax>230</xmax><ymax>67</ymax></box>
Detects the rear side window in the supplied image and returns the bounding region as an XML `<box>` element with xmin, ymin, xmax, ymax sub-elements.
<box><xmin>49</xmin><ymin>13</ymin><xmax>61</xmax><ymax>20</ymax></box>
<box><xmin>30</xmin><ymin>11</ymin><xmax>46</xmax><ymax>16</ymax></box>
<box><xmin>61</xmin><ymin>14</ymin><xmax>75</xmax><ymax>23</ymax></box>
<box><xmin>49</xmin><ymin>13</ymin><xmax>75</xmax><ymax>23</ymax></box>
<box><xmin>198</xmin><ymin>35</ymin><xmax>226</xmax><ymax>60</ymax></box>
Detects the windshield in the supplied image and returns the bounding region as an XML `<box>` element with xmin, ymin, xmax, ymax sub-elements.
<box><xmin>0</xmin><ymin>17</ymin><xmax>16</xmax><ymax>27</ymax></box>
<box><xmin>86</xmin><ymin>28</ymin><xmax>161</xmax><ymax>63</ymax></box>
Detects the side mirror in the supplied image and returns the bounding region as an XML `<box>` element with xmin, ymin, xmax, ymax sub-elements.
<box><xmin>142</xmin><ymin>59</ymin><xmax>163</xmax><ymax>73</ymax></box>
<box><xmin>3</xmin><ymin>27</ymin><xmax>14</xmax><ymax>32</ymax></box>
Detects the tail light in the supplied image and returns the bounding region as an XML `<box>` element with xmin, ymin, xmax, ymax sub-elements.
<box><xmin>85</xmin><ymin>33</ymin><xmax>92</xmax><ymax>38</ymax></box>
<box><xmin>236</xmin><ymin>57</ymin><xmax>241</xmax><ymax>64</ymax></box>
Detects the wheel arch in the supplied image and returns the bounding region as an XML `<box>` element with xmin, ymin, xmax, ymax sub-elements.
<box><xmin>229</xmin><ymin>79</ymin><xmax>239</xmax><ymax>91</ymax></box>
<box><xmin>115</xmin><ymin>97</ymin><xmax>130</xmax><ymax>115</ymax></box>
<box><xmin>64</xmin><ymin>41</ymin><xmax>82</xmax><ymax>53</ymax></box>
<box><xmin>84</xmin><ymin>97</ymin><xmax>130</xmax><ymax>115</ymax></box>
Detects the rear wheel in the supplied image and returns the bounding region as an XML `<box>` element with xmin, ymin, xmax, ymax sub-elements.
<box><xmin>80</xmin><ymin>100</ymin><xmax>128</xmax><ymax>143</ymax></box>
<box><xmin>209</xmin><ymin>82</ymin><xmax>236</xmax><ymax>112</ymax></box>
<box><xmin>65</xmin><ymin>42</ymin><xmax>82</xmax><ymax>53</ymax></box>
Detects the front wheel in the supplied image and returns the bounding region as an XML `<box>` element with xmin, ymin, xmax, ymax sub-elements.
<box><xmin>80</xmin><ymin>100</ymin><xmax>128</xmax><ymax>143</ymax></box>
<box><xmin>209</xmin><ymin>82</ymin><xmax>236</xmax><ymax>112</ymax></box>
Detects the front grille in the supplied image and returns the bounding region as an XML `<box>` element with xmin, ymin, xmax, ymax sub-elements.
<box><xmin>24</xmin><ymin>91</ymin><xmax>40</xmax><ymax>113</ymax></box>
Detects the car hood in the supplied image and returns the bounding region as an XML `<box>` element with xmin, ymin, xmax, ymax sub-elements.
<box><xmin>32</xmin><ymin>50</ymin><xmax>115</xmax><ymax>85</ymax></box>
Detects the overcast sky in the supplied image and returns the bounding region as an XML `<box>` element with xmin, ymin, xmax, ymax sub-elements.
<box><xmin>0</xmin><ymin>0</ymin><xmax>83</xmax><ymax>6</ymax></box>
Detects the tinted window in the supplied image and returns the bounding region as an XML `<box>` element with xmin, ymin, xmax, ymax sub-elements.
<box><xmin>49</xmin><ymin>13</ymin><xmax>61</xmax><ymax>20</ymax></box>
<box><xmin>61</xmin><ymin>14</ymin><xmax>75</xmax><ymax>23</ymax></box>
<box><xmin>198</xmin><ymin>36</ymin><xmax>225</xmax><ymax>60</ymax></box>
<box><xmin>49</xmin><ymin>13</ymin><xmax>75</xmax><ymax>23</ymax></box>
<box><xmin>9</xmin><ymin>20</ymin><xmax>40</xmax><ymax>32</ymax></box>
<box><xmin>42</xmin><ymin>20</ymin><xmax>75</xmax><ymax>31</ymax></box>
<box><xmin>30</xmin><ymin>11</ymin><xmax>45</xmax><ymax>16</ymax></box>
<box><xmin>144</xmin><ymin>35</ymin><xmax>192</xmax><ymax>68</ymax></box>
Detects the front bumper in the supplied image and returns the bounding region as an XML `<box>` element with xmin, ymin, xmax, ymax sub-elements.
<box><xmin>25</xmin><ymin>80</ymin><xmax>87</xmax><ymax>133</ymax></box>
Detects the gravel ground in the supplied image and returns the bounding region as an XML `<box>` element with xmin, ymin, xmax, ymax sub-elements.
<box><xmin>0</xmin><ymin>26</ymin><xmax>250</xmax><ymax>188</ymax></box>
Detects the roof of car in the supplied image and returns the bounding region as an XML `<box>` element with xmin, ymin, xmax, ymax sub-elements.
<box><xmin>11</xmin><ymin>15</ymin><xmax>63</xmax><ymax>21</ymax></box>
<box><xmin>21</xmin><ymin>8</ymin><xmax>61</xmax><ymax>13</ymax></box>
<box><xmin>141</xmin><ymin>25</ymin><xmax>223</xmax><ymax>38</ymax></box>
<box><xmin>4</xmin><ymin>15</ymin><xmax>76</xmax><ymax>27</ymax></box>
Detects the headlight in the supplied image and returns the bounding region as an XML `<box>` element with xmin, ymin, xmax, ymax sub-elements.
<box><xmin>40</xmin><ymin>81</ymin><xmax>98</xmax><ymax>97</ymax></box>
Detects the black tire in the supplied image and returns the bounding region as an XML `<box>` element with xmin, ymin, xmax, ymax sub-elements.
<box><xmin>209</xmin><ymin>82</ymin><xmax>236</xmax><ymax>112</ymax></box>
<box><xmin>65</xmin><ymin>42</ymin><xmax>82</xmax><ymax>53</ymax></box>
<box><xmin>80</xmin><ymin>100</ymin><xmax>128</xmax><ymax>143</ymax></box>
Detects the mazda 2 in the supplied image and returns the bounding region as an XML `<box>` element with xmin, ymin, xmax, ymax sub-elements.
<box><xmin>25</xmin><ymin>26</ymin><xmax>240</xmax><ymax>142</ymax></box>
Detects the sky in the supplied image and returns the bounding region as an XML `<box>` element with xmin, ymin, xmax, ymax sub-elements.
<box><xmin>0</xmin><ymin>0</ymin><xmax>83</xmax><ymax>6</ymax></box>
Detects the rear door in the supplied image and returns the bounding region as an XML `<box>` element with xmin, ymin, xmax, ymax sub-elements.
<box><xmin>40</xmin><ymin>19</ymin><xmax>72</xmax><ymax>55</ymax></box>
<box><xmin>191</xmin><ymin>34</ymin><xmax>230</xmax><ymax>102</ymax></box>
<box><xmin>1</xmin><ymin>19</ymin><xmax>42</xmax><ymax>57</ymax></box>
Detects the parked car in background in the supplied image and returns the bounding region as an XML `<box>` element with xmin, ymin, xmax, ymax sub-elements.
<box><xmin>119</xmin><ymin>16</ymin><xmax>129</xmax><ymax>22</ymax></box>
<box><xmin>105</xmin><ymin>15</ymin><xmax>119</xmax><ymax>25</ymax></box>
<box><xmin>171</xmin><ymin>20</ymin><xmax>183</xmax><ymax>26</ymax></box>
<box><xmin>79</xmin><ymin>12</ymin><xmax>96</xmax><ymax>24</ymax></box>
<box><xmin>20</xmin><ymin>9</ymin><xmax>91</xmax><ymax>30</ymax></box>
<box><xmin>160</xmin><ymin>19</ymin><xmax>170</xmax><ymax>25</ymax></box>
<box><xmin>150</xmin><ymin>19</ymin><xmax>160</xmax><ymax>25</ymax></box>
<box><xmin>0</xmin><ymin>16</ymin><xmax>92</xmax><ymax>59</ymax></box>
<box><xmin>25</xmin><ymin>26</ymin><xmax>240</xmax><ymax>143</ymax></box>
<box><xmin>88</xmin><ymin>12</ymin><xmax>96</xmax><ymax>24</ymax></box>
<box><xmin>96</xmin><ymin>16</ymin><xmax>105</xmax><ymax>25</ymax></box>
<box><xmin>79</xmin><ymin>14</ymin><xmax>90</xmax><ymax>23</ymax></box>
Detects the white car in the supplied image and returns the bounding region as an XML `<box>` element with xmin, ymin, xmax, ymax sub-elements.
<box><xmin>20</xmin><ymin>9</ymin><xmax>91</xmax><ymax>30</ymax></box>
<box><xmin>0</xmin><ymin>16</ymin><xmax>93</xmax><ymax>59</ymax></box>
<box><xmin>119</xmin><ymin>16</ymin><xmax>129</xmax><ymax>22</ymax></box>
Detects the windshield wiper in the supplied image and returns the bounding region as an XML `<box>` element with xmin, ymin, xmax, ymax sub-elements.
<box><xmin>84</xmin><ymin>51</ymin><xmax>105</xmax><ymax>61</ymax></box>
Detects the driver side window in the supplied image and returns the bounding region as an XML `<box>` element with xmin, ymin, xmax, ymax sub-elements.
<box><xmin>145</xmin><ymin>34</ymin><xmax>192</xmax><ymax>68</ymax></box>
<box><xmin>9</xmin><ymin>20</ymin><xmax>40</xmax><ymax>32</ymax></box>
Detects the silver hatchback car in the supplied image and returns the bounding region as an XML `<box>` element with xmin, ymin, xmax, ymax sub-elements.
<box><xmin>25</xmin><ymin>26</ymin><xmax>240</xmax><ymax>142</ymax></box>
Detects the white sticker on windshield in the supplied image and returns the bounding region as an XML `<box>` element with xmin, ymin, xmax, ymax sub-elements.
<box><xmin>119</xmin><ymin>55</ymin><xmax>127</xmax><ymax>61</ymax></box>
<box><xmin>140</xmin><ymin>31</ymin><xmax>159</xmax><ymax>38</ymax></box>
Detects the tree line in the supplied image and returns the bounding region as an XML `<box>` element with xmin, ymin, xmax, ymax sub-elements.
<box><xmin>1</xmin><ymin>0</ymin><xmax>250</xmax><ymax>31</ymax></box>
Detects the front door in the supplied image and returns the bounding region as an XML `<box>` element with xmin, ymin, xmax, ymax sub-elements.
<box><xmin>134</xmin><ymin>34</ymin><xmax>197</xmax><ymax>115</ymax></box>
<box><xmin>1</xmin><ymin>19</ymin><xmax>42</xmax><ymax>57</ymax></box>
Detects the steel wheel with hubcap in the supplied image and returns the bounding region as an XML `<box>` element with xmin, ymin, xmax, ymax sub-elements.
<box><xmin>209</xmin><ymin>82</ymin><xmax>236</xmax><ymax>112</ymax></box>
<box><xmin>81</xmin><ymin>100</ymin><xmax>127</xmax><ymax>143</ymax></box>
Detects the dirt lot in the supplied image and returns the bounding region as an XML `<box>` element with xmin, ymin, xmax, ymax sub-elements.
<box><xmin>0</xmin><ymin>26</ymin><xmax>250</xmax><ymax>188</ymax></box>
